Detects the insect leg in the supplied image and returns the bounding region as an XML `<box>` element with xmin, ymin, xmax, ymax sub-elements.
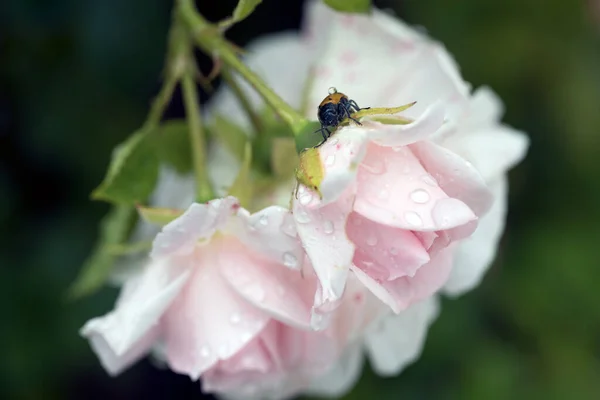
<box><xmin>342</xmin><ymin>104</ymin><xmax>362</xmax><ymax>126</ymax></box>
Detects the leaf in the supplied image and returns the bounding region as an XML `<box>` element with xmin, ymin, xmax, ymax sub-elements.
<box><xmin>323</xmin><ymin>0</ymin><xmax>371</xmax><ymax>14</ymax></box>
<box><xmin>137</xmin><ymin>205</ymin><xmax>184</xmax><ymax>226</ymax></box>
<box><xmin>152</xmin><ymin>120</ymin><xmax>192</xmax><ymax>174</ymax></box>
<box><xmin>271</xmin><ymin>137</ymin><xmax>299</xmax><ymax>179</ymax></box>
<box><xmin>92</xmin><ymin>129</ymin><xmax>160</xmax><ymax>205</ymax></box>
<box><xmin>68</xmin><ymin>205</ymin><xmax>135</xmax><ymax>299</ymax></box>
<box><xmin>294</xmin><ymin>120</ymin><xmax>323</xmax><ymax>153</ymax></box>
<box><xmin>220</xmin><ymin>0</ymin><xmax>263</xmax><ymax>29</ymax></box>
<box><xmin>210</xmin><ymin>115</ymin><xmax>249</xmax><ymax>161</ymax></box>
<box><xmin>227</xmin><ymin>141</ymin><xmax>253</xmax><ymax>207</ymax></box>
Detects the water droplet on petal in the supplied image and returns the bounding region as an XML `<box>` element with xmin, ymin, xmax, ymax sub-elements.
<box><xmin>366</xmin><ymin>235</ymin><xmax>378</xmax><ymax>246</ymax></box>
<box><xmin>322</xmin><ymin>220</ymin><xmax>334</xmax><ymax>234</ymax></box>
<box><xmin>410</xmin><ymin>189</ymin><xmax>430</xmax><ymax>204</ymax></box>
<box><xmin>294</xmin><ymin>210</ymin><xmax>311</xmax><ymax>224</ymax></box>
<box><xmin>404</xmin><ymin>211</ymin><xmax>423</xmax><ymax>227</ymax></box>
<box><xmin>200</xmin><ymin>345</ymin><xmax>210</xmax><ymax>358</ymax></box>
<box><xmin>247</xmin><ymin>284</ymin><xmax>266</xmax><ymax>302</ymax></box>
<box><xmin>389</xmin><ymin>246</ymin><xmax>399</xmax><ymax>255</ymax></box>
<box><xmin>378</xmin><ymin>189</ymin><xmax>390</xmax><ymax>200</ymax></box>
<box><xmin>299</xmin><ymin>193</ymin><xmax>312</xmax><ymax>205</ymax></box>
<box><xmin>325</xmin><ymin>155</ymin><xmax>336</xmax><ymax>167</ymax></box>
<box><xmin>258</xmin><ymin>215</ymin><xmax>269</xmax><ymax>226</ymax></box>
<box><xmin>229</xmin><ymin>313</ymin><xmax>241</xmax><ymax>324</ymax></box>
<box><xmin>283</xmin><ymin>252</ymin><xmax>298</xmax><ymax>268</ymax></box>
<box><xmin>281</xmin><ymin>221</ymin><xmax>297</xmax><ymax>238</ymax></box>
<box><xmin>422</xmin><ymin>174</ymin><xmax>438</xmax><ymax>187</ymax></box>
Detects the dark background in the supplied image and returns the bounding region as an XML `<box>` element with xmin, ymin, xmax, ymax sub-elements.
<box><xmin>2</xmin><ymin>0</ymin><xmax>600</xmax><ymax>399</ymax></box>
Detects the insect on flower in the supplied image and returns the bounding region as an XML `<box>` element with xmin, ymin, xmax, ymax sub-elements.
<box><xmin>314</xmin><ymin>87</ymin><xmax>366</xmax><ymax>143</ymax></box>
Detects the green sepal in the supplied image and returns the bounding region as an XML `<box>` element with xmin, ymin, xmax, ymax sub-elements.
<box><xmin>219</xmin><ymin>0</ymin><xmax>263</xmax><ymax>29</ymax></box>
<box><xmin>271</xmin><ymin>137</ymin><xmax>299</xmax><ymax>179</ymax></box>
<box><xmin>152</xmin><ymin>120</ymin><xmax>193</xmax><ymax>174</ymax></box>
<box><xmin>323</xmin><ymin>0</ymin><xmax>371</xmax><ymax>14</ymax></box>
<box><xmin>137</xmin><ymin>205</ymin><xmax>185</xmax><ymax>226</ymax></box>
<box><xmin>92</xmin><ymin>129</ymin><xmax>160</xmax><ymax>205</ymax></box>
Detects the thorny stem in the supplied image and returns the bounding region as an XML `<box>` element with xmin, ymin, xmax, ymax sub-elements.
<box><xmin>178</xmin><ymin>0</ymin><xmax>309</xmax><ymax>136</ymax></box>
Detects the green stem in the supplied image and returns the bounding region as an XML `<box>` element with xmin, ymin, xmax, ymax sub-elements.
<box><xmin>221</xmin><ymin>68</ymin><xmax>263</xmax><ymax>134</ymax></box>
<box><xmin>181</xmin><ymin>72</ymin><xmax>215</xmax><ymax>202</ymax></box>
<box><xmin>177</xmin><ymin>0</ymin><xmax>309</xmax><ymax>135</ymax></box>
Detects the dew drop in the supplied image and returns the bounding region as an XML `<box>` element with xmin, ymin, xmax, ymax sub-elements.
<box><xmin>422</xmin><ymin>174</ymin><xmax>438</xmax><ymax>187</ymax></box>
<box><xmin>389</xmin><ymin>246</ymin><xmax>399</xmax><ymax>255</ymax></box>
<box><xmin>404</xmin><ymin>211</ymin><xmax>423</xmax><ymax>227</ymax></box>
<box><xmin>258</xmin><ymin>215</ymin><xmax>269</xmax><ymax>226</ymax></box>
<box><xmin>378</xmin><ymin>188</ymin><xmax>390</xmax><ymax>200</ymax></box>
<box><xmin>217</xmin><ymin>343</ymin><xmax>229</xmax><ymax>358</ymax></box>
<box><xmin>410</xmin><ymin>189</ymin><xmax>430</xmax><ymax>204</ymax></box>
<box><xmin>366</xmin><ymin>235</ymin><xmax>378</xmax><ymax>246</ymax></box>
<box><xmin>322</xmin><ymin>220</ymin><xmax>334</xmax><ymax>234</ymax></box>
<box><xmin>328</xmin><ymin>87</ymin><xmax>338</xmax><ymax>95</ymax></box>
<box><xmin>200</xmin><ymin>345</ymin><xmax>210</xmax><ymax>358</ymax></box>
<box><xmin>229</xmin><ymin>313</ymin><xmax>241</xmax><ymax>324</ymax></box>
<box><xmin>283</xmin><ymin>252</ymin><xmax>298</xmax><ymax>269</ymax></box>
<box><xmin>294</xmin><ymin>210</ymin><xmax>311</xmax><ymax>224</ymax></box>
<box><xmin>299</xmin><ymin>193</ymin><xmax>312</xmax><ymax>205</ymax></box>
<box><xmin>281</xmin><ymin>222</ymin><xmax>297</xmax><ymax>238</ymax></box>
<box><xmin>247</xmin><ymin>284</ymin><xmax>266</xmax><ymax>302</ymax></box>
<box><xmin>325</xmin><ymin>155</ymin><xmax>336</xmax><ymax>167</ymax></box>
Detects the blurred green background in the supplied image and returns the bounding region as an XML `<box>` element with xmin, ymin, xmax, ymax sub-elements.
<box><xmin>1</xmin><ymin>0</ymin><xmax>599</xmax><ymax>399</ymax></box>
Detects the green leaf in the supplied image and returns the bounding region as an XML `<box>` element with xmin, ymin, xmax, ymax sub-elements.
<box><xmin>137</xmin><ymin>205</ymin><xmax>184</xmax><ymax>226</ymax></box>
<box><xmin>68</xmin><ymin>205</ymin><xmax>135</xmax><ymax>299</ymax></box>
<box><xmin>323</xmin><ymin>0</ymin><xmax>371</xmax><ymax>14</ymax></box>
<box><xmin>152</xmin><ymin>120</ymin><xmax>193</xmax><ymax>174</ymax></box>
<box><xmin>271</xmin><ymin>137</ymin><xmax>299</xmax><ymax>179</ymax></box>
<box><xmin>210</xmin><ymin>115</ymin><xmax>249</xmax><ymax>161</ymax></box>
<box><xmin>220</xmin><ymin>0</ymin><xmax>263</xmax><ymax>29</ymax></box>
<box><xmin>92</xmin><ymin>129</ymin><xmax>160</xmax><ymax>205</ymax></box>
<box><xmin>294</xmin><ymin>120</ymin><xmax>323</xmax><ymax>153</ymax></box>
<box><xmin>227</xmin><ymin>141</ymin><xmax>253</xmax><ymax>207</ymax></box>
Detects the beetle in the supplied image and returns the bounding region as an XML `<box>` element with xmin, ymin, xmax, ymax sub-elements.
<box><xmin>315</xmin><ymin>87</ymin><xmax>365</xmax><ymax>143</ymax></box>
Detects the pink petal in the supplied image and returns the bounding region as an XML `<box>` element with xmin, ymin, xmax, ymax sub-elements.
<box><xmin>364</xmin><ymin>296</ymin><xmax>439</xmax><ymax>376</ymax></box>
<box><xmin>233</xmin><ymin>206</ymin><xmax>305</xmax><ymax>271</ymax></box>
<box><xmin>354</xmin><ymin>143</ymin><xmax>476</xmax><ymax>231</ymax></box>
<box><xmin>151</xmin><ymin>197</ymin><xmax>239</xmax><ymax>259</ymax></box>
<box><xmin>80</xmin><ymin>259</ymin><xmax>191</xmax><ymax>375</ymax></box>
<box><xmin>368</xmin><ymin>102</ymin><xmax>446</xmax><ymax>147</ymax></box>
<box><xmin>162</xmin><ymin>245</ymin><xmax>270</xmax><ymax>380</ymax></box>
<box><xmin>218</xmin><ymin>237</ymin><xmax>314</xmax><ymax>330</ymax></box>
<box><xmin>351</xmin><ymin>246</ymin><xmax>454</xmax><ymax>313</ymax></box>
<box><xmin>445</xmin><ymin>177</ymin><xmax>508</xmax><ymax>296</ymax></box>
<box><xmin>347</xmin><ymin>212</ymin><xmax>430</xmax><ymax>280</ymax></box>
<box><xmin>317</xmin><ymin>126</ymin><xmax>369</xmax><ymax>204</ymax></box>
<box><xmin>411</xmin><ymin>140</ymin><xmax>494</xmax><ymax>216</ymax></box>
<box><xmin>292</xmin><ymin>185</ymin><xmax>356</xmax><ymax>320</ymax></box>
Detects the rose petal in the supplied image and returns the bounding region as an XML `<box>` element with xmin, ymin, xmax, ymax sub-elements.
<box><xmin>151</xmin><ymin>197</ymin><xmax>239</xmax><ymax>259</ymax></box>
<box><xmin>218</xmin><ymin>238</ymin><xmax>314</xmax><ymax>330</ymax></box>
<box><xmin>368</xmin><ymin>102</ymin><xmax>446</xmax><ymax>148</ymax></box>
<box><xmin>364</xmin><ymin>296</ymin><xmax>439</xmax><ymax>376</ymax></box>
<box><xmin>318</xmin><ymin>126</ymin><xmax>369</xmax><ymax>205</ymax></box>
<box><xmin>444</xmin><ymin>177</ymin><xmax>508</xmax><ymax>296</ymax></box>
<box><xmin>80</xmin><ymin>259</ymin><xmax>191</xmax><ymax>375</ymax></box>
<box><xmin>351</xmin><ymin>246</ymin><xmax>454</xmax><ymax>313</ymax></box>
<box><xmin>162</xmin><ymin>246</ymin><xmax>270</xmax><ymax>380</ymax></box>
<box><xmin>347</xmin><ymin>212</ymin><xmax>430</xmax><ymax>280</ymax></box>
<box><xmin>411</xmin><ymin>140</ymin><xmax>494</xmax><ymax>216</ymax></box>
<box><xmin>292</xmin><ymin>185</ymin><xmax>356</xmax><ymax>319</ymax></box>
<box><xmin>233</xmin><ymin>206</ymin><xmax>305</xmax><ymax>271</ymax></box>
<box><xmin>354</xmin><ymin>144</ymin><xmax>476</xmax><ymax>231</ymax></box>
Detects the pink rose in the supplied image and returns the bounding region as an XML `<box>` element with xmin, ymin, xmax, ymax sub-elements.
<box><xmin>210</xmin><ymin>1</ymin><xmax>528</xmax><ymax>322</ymax></box>
<box><xmin>81</xmin><ymin>198</ymin><xmax>318</xmax><ymax>389</ymax></box>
